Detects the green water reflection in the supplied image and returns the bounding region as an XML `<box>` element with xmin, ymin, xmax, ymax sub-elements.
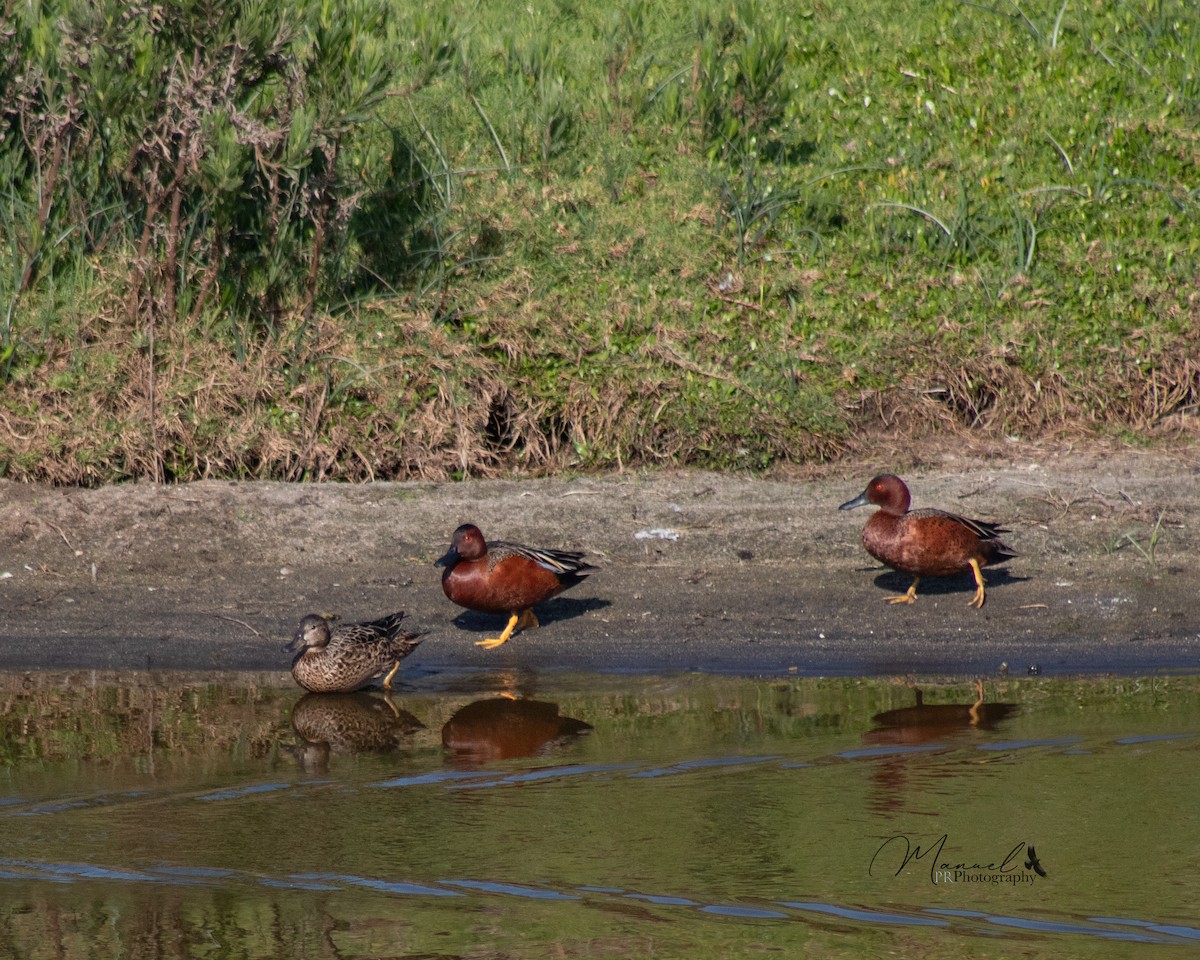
<box><xmin>0</xmin><ymin>671</ymin><xmax>1197</xmax><ymax>958</ymax></box>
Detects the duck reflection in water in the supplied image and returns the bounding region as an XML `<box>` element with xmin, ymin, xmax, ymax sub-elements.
<box><xmin>863</xmin><ymin>680</ymin><xmax>1018</xmax><ymax>815</ymax></box>
<box><xmin>442</xmin><ymin>698</ymin><xmax>592</xmax><ymax>766</ymax></box>
<box><xmin>290</xmin><ymin>692</ymin><xmax>423</xmax><ymax>773</ymax></box>
<box><xmin>868</xmin><ymin>679</ymin><xmax>1018</xmax><ymax>743</ymax></box>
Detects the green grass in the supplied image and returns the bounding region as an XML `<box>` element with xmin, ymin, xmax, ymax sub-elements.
<box><xmin>1103</xmin><ymin>508</ymin><xmax>1171</xmax><ymax>566</ymax></box>
<box><xmin>2</xmin><ymin>0</ymin><xmax>1198</xmax><ymax>482</ymax></box>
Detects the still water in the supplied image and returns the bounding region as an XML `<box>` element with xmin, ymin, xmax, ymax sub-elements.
<box><xmin>0</xmin><ymin>670</ymin><xmax>1197</xmax><ymax>958</ymax></box>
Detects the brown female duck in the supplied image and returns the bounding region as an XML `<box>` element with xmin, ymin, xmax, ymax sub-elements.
<box><xmin>286</xmin><ymin>612</ymin><xmax>422</xmax><ymax>693</ymax></box>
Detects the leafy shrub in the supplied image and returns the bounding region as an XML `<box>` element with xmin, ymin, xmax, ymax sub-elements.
<box><xmin>0</xmin><ymin>0</ymin><xmax>398</xmax><ymax>351</ymax></box>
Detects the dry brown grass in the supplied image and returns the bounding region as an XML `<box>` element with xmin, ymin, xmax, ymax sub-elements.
<box><xmin>3</xmin><ymin>292</ymin><xmax>1197</xmax><ymax>486</ymax></box>
<box><xmin>850</xmin><ymin>344</ymin><xmax>1200</xmax><ymax>451</ymax></box>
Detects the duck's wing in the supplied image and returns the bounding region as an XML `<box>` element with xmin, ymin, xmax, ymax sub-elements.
<box><xmin>335</xmin><ymin>612</ymin><xmax>408</xmax><ymax>645</ymax></box>
<box><xmin>911</xmin><ymin>508</ymin><xmax>1017</xmax><ymax>556</ymax></box>
<box><xmin>490</xmin><ymin>540</ymin><xmax>597</xmax><ymax>576</ymax></box>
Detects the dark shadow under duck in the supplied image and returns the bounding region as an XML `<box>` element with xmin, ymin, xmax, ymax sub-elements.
<box><xmin>286</xmin><ymin>611</ymin><xmax>423</xmax><ymax>693</ymax></box>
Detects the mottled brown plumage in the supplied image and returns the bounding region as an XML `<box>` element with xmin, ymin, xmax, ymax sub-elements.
<box><xmin>839</xmin><ymin>474</ymin><xmax>1015</xmax><ymax>608</ymax></box>
<box><xmin>435</xmin><ymin>523</ymin><xmax>596</xmax><ymax>649</ymax></box>
<box><xmin>286</xmin><ymin>612</ymin><xmax>422</xmax><ymax>693</ymax></box>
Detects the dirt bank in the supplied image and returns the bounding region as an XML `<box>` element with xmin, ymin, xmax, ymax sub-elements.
<box><xmin>2</xmin><ymin>446</ymin><xmax>1198</xmax><ymax>680</ymax></box>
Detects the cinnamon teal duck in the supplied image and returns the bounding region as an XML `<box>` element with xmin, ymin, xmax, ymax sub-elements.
<box><xmin>435</xmin><ymin>523</ymin><xmax>596</xmax><ymax>649</ymax></box>
<box><xmin>286</xmin><ymin>612</ymin><xmax>422</xmax><ymax>693</ymax></box>
<box><xmin>839</xmin><ymin>474</ymin><xmax>1016</xmax><ymax>608</ymax></box>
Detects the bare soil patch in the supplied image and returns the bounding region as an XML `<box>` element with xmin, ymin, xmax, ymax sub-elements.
<box><xmin>2</xmin><ymin>445</ymin><xmax>1198</xmax><ymax>680</ymax></box>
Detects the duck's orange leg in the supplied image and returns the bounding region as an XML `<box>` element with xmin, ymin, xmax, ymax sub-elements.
<box><xmin>477</xmin><ymin>609</ymin><xmax>541</xmax><ymax>650</ymax></box>
<box><xmin>476</xmin><ymin>612</ymin><xmax>521</xmax><ymax>650</ymax></box>
<box><xmin>966</xmin><ymin>559</ymin><xmax>986</xmax><ymax>608</ymax></box>
<box><xmin>884</xmin><ymin>577</ymin><xmax>920</xmax><ymax>605</ymax></box>
<box><xmin>381</xmin><ymin>660</ymin><xmax>402</xmax><ymax>688</ymax></box>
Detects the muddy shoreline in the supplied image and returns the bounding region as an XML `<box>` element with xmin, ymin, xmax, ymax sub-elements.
<box><xmin>2</xmin><ymin>448</ymin><xmax>1198</xmax><ymax>680</ymax></box>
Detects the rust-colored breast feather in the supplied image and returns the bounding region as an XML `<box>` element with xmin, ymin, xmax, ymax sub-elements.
<box><xmin>443</xmin><ymin>554</ymin><xmax>566</xmax><ymax>614</ymax></box>
<box><xmin>863</xmin><ymin>508</ymin><xmax>1013</xmax><ymax>577</ymax></box>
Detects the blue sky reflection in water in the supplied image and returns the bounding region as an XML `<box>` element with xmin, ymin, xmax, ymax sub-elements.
<box><xmin>0</xmin><ymin>672</ymin><xmax>1197</xmax><ymax>958</ymax></box>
